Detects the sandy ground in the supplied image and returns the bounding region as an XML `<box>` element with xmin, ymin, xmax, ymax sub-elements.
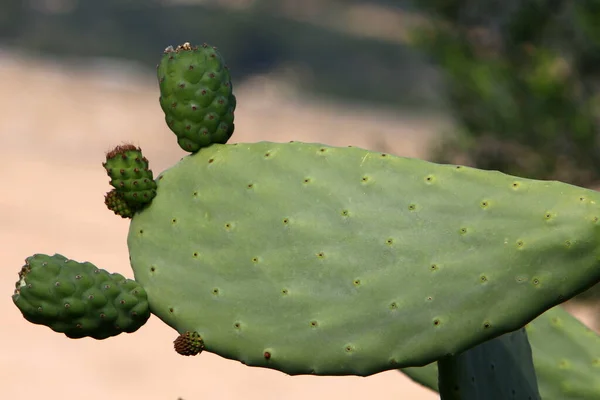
<box><xmin>1</xmin><ymin>51</ymin><xmax>447</xmax><ymax>400</ymax></box>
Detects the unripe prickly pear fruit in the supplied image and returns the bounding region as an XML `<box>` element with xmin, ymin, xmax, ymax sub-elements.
<box><xmin>104</xmin><ymin>189</ymin><xmax>138</xmax><ymax>218</ymax></box>
<box><xmin>174</xmin><ymin>331</ymin><xmax>205</xmax><ymax>356</ymax></box>
<box><xmin>157</xmin><ymin>42</ymin><xmax>236</xmax><ymax>152</ymax></box>
<box><xmin>103</xmin><ymin>144</ymin><xmax>157</xmax><ymax>207</ymax></box>
<box><xmin>12</xmin><ymin>253</ymin><xmax>151</xmax><ymax>339</ymax></box>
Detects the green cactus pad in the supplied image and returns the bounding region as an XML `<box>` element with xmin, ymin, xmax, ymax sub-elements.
<box><xmin>103</xmin><ymin>144</ymin><xmax>157</xmax><ymax>206</ymax></box>
<box><xmin>157</xmin><ymin>42</ymin><xmax>236</xmax><ymax>153</ymax></box>
<box><xmin>127</xmin><ymin>141</ymin><xmax>600</xmax><ymax>376</ymax></box>
<box><xmin>401</xmin><ymin>305</ymin><xmax>600</xmax><ymax>399</ymax></box>
<box><xmin>13</xmin><ymin>253</ymin><xmax>151</xmax><ymax>339</ymax></box>
<box><xmin>528</xmin><ymin>306</ymin><xmax>600</xmax><ymax>399</ymax></box>
<box><xmin>437</xmin><ymin>328</ymin><xmax>541</xmax><ymax>400</ymax></box>
<box><xmin>104</xmin><ymin>189</ymin><xmax>138</xmax><ymax>218</ymax></box>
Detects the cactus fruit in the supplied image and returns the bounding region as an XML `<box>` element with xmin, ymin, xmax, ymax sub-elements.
<box><xmin>127</xmin><ymin>141</ymin><xmax>600</xmax><ymax>376</ymax></box>
<box><xmin>104</xmin><ymin>189</ymin><xmax>137</xmax><ymax>218</ymax></box>
<box><xmin>103</xmin><ymin>144</ymin><xmax>157</xmax><ymax>208</ymax></box>
<box><xmin>437</xmin><ymin>328</ymin><xmax>541</xmax><ymax>400</ymax></box>
<box><xmin>12</xmin><ymin>253</ymin><xmax>151</xmax><ymax>339</ymax></box>
<box><xmin>157</xmin><ymin>42</ymin><xmax>236</xmax><ymax>153</ymax></box>
<box><xmin>401</xmin><ymin>305</ymin><xmax>600</xmax><ymax>399</ymax></box>
<box><xmin>174</xmin><ymin>331</ymin><xmax>205</xmax><ymax>356</ymax></box>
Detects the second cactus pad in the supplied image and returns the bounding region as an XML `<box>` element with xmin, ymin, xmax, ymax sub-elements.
<box><xmin>401</xmin><ymin>305</ymin><xmax>600</xmax><ymax>399</ymax></box>
<box><xmin>158</xmin><ymin>42</ymin><xmax>236</xmax><ymax>153</ymax></box>
<box><xmin>13</xmin><ymin>254</ymin><xmax>151</xmax><ymax>339</ymax></box>
<box><xmin>127</xmin><ymin>141</ymin><xmax>600</xmax><ymax>376</ymax></box>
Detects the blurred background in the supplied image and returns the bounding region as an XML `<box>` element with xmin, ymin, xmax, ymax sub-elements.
<box><xmin>2</xmin><ymin>0</ymin><xmax>599</xmax><ymax>399</ymax></box>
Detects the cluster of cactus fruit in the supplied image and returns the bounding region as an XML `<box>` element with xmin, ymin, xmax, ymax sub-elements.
<box><xmin>12</xmin><ymin>42</ymin><xmax>600</xmax><ymax>399</ymax></box>
<box><xmin>103</xmin><ymin>144</ymin><xmax>157</xmax><ymax>218</ymax></box>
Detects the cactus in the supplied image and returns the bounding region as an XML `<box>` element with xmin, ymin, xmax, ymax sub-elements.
<box><xmin>104</xmin><ymin>189</ymin><xmax>137</xmax><ymax>218</ymax></box>
<box><xmin>10</xmin><ymin>41</ymin><xmax>600</xmax><ymax>397</ymax></box>
<box><xmin>401</xmin><ymin>305</ymin><xmax>600</xmax><ymax>399</ymax></box>
<box><xmin>437</xmin><ymin>328</ymin><xmax>541</xmax><ymax>399</ymax></box>
<box><xmin>127</xmin><ymin>140</ymin><xmax>600</xmax><ymax>375</ymax></box>
<box><xmin>158</xmin><ymin>42</ymin><xmax>236</xmax><ymax>153</ymax></box>
<box><xmin>103</xmin><ymin>144</ymin><xmax>157</xmax><ymax>208</ymax></box>
<box><xmin>528</xmin><ymin>305</ymin><xmax>600</xmax><ymax>398</ymax></box>
<box><xmin>12</xmin><ymin>254</ymin><xmax>150</xmax><ymax>339</ymax></box>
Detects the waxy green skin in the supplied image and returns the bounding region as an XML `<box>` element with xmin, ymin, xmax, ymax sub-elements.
<box><xmin>103</xmin><ymin>146</ymin><xmax>157</xmax><ymax>206</ymax></box>
<box><xmin>437</xmin><ymin>328</ymin><xmax>541</xmax><ymax>400</ymax></box>
<box><xmin>528</xmin><ymin>305</ymin><xmax>600</xmax><ymax>399</ymax></box>
<box><xmin>127</xmin><ymin>141</ymin><xmax>600</xmax><ymax>376</ymax></box>
<box><xmin>12</xmin><ymin>254</ymin><xmax>150</xmax><ymax>340</ymax></box>
<box><xmin>158</xmin><ymin>44</ymin><xmax>236</xmax><ymax>153</ymax></box>
<box><xmin>402</xmin><ymin>305</ymin><xmax>600</xmax><ymax>399</ymax></box>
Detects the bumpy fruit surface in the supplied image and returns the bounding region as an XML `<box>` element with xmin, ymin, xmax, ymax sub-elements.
<box><xmin>13</xmin><ymin>253</ymin><xmax>150</xmax><ymax>339</ymax></box>
<box><xmin>157</xmin><ymin>42</ymin><xmax>236</xmax><ymax>153</ymax></box>
<box><xmin>174</xmin><ymin>331</ymin><xmax>205</xmax><ymax>356</ymax></box>
<box><xmin>104</xmin><ymin>189</ymin><xmax>138</xmax><ymax>218</ymax></box>
<box><xmin>128</xmin><ymin>141</ymin><xmax>600</xmax><ymax>376</ymax></box>
<box><xmin>103</xmin><ymin>144</ymin><xmax>157</xmax><ymax>207</ymax></box>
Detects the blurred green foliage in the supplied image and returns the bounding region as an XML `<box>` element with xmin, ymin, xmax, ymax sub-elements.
<box><xmin>411</xmin><ymin>0</ymin><xmax>600</xmax><ymax>300</ymax></box>
<box><xmin>413</xmin><ymin>0</ymin><xmax>600</xmax><ymax>188</ymax></box>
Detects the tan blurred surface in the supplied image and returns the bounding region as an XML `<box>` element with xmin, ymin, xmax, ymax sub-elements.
<box><xmin>0</xmin><ymin>50</ymin><xmax>460</xmax><ymax>400</ymax></box>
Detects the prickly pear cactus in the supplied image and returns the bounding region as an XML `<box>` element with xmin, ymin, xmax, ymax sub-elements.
<box><xmin>437</xmin><ymin>328</ymin><xmax>541</xmax><ymax>400</ymax></box>
<box><xmin>103</xmin><ymin>144</ymin><xmax>157</xmax><ymax>207</ymax></box>
<box><xmin>401</xmin><ymin>305</ymin><xmax>600</xmax><ymax>399</ymax></box>
<box><xmin>104</xmin><ymin>189</ymin><xmax>137</xmax><ymax>218</ymax></box>
<box><xmin>528</xmin><ymin>306</ymin><xmax>600</xmax><ymax>399</ymax></box>
<box><xmin>12</xmin><ymin>254</ymin><xmax>151</xmax><ymax>339</ymax></box>
<box><xmin>127</xmin><ymin>141</ymin><xmax>600</xmax><ymax>376</ymax></box>
<box><xmin>158</xmin><ymin>42</ymin><xmax>236</xmax><ymax>153</ymax></box>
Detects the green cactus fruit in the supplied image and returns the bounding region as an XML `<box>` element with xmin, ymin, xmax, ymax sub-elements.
<box><xmin>174</xmin><ymin>331</ymin><xmax>205</xmax><ymax>356</ymax></box>
<box><xmin>103</xmin><ymin>144</ymin><xmax>157</xmax><ymax>206</ymax></box>
<box><xmin>13</xmin><ymin>253</ymin><xmax>151</xmax><ymax>339</ymax></box>
<box><xmin>157</xmin><ymin>42</ymin><xmax>236</xmax><ymax>153</ymax></box>
<box><xmin>127</xmin><ymin>141</ymin><xmax>600</xmax><ymax>376</ymax></box>
<box><xmin>104</xmin><ymin>189</ymin><xmax>138</xmax><ymax>218</ymax></box>
<box><xmin>437</xmin><ymin>328</ymin><xmax>541</xmax><ymax>400</ymax></box>
<box><xmin>401</xmin><ymin>305</ymin><xmax>600</xmax><ymax>399</ymax></box>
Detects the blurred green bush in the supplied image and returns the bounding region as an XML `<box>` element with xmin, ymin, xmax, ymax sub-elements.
<box><xmin>411</xmin><ymin>0</ymin><xmax>600</xmax><ymax>300</ymax></box>
<box><xmin>413</xmin><ymin>0</ymin><xmax>600</xmax><ymax>188</ymax></box>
